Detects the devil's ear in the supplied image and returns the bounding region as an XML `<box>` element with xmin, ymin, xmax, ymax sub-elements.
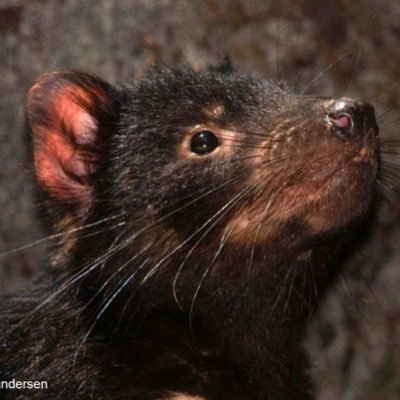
<box><xmin>27</xmin><ymin>71</ymin><xmax>117</xmax><ymax>215</ymax></box>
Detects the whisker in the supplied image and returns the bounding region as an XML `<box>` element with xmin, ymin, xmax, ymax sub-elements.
<box><xmin>173</xmin><ymin>178</ymin><xmax>260</xmax><ymax>309</ymax></box>
<box><xmin>145</xmin><ymin>157</ymin><xmax>288</xmax><ymax>285</ymax></box>
<box><xmin>246</xmin><ymin>180</ymin><xmax>288</xmax><ymax>281</ymax></box>
<box><xmin>73</xmin><ymin>260</ymin><xmax>149</xmax><ymax>368</ymax></box>
<box><xmin>76</xmin><ymin>241</ymin><xmax>156</xmax><ymax>319</ymax></box>
<box><xmin>6</xmin><ymin>152</ymin><xmax>289</xmax><ymax>345</ymax></box>
<box><xmin>284</xmin><ymin>260</ymin><xmax>300</xmax><ymax>315</ymax></box>
<box><xmin>345</xmin><ymin>45</ymin><xmax>362</xmax><ymax>95</ymax></box>
<box><xmin>378</xmin><ymin>176</ymin><xmax>400</xmax><ymax>194</ymax></box>
<box><xmin>379</xmin><ymin>139</ymin><xmax>400</xmax><ymax>145</ymax></box>
<box><xmin>379</xmin><ymin>117</ymin><xmax>400</xmax><ymax>130</ymax></box>
<box><xmin>114</xmin><ymin>232</ymin><xmax>178</xmax><ymax>327</ymax></box>
<box><xmin>188</xmin><ymin>225</ymin><xmax>233</xmax><ymax>332</ymax></box>
<box><xmin>380</xmin><ymin>160</ymin><xmax>400</xmax><ymax>170</ymax></box>
<box><xmin>267</xmin><ymin>259</ymin><xmax>294</xmax><ymax>324</ymax></box>
<box><xmin>246</xmin><ymin>223</ymin><xmax>261</xmax><ymax>284</ymax></box>
<box><xmin>380</xmin><ymin>150</ymin><xmax>400</xmax><ymax>156</ymax></box>
<box><xmin>2</xmin><ymin>225</ymin><xmax>133</xmax><ymax>338</ymax></box>
<box><xmin>6</xmin><ymin>160</ymin><xmax>272</xmax><ymax>334</ymax></box>
<box><xmin>377</xmin><ymin>107</ymin><xmax>398</xmax><ymax>122</ymax></box>
<box><xmin>300</xmin><ymin>51</ymin><xmax>351</xmax><ymax>95</ymax></box>
<box><xmin>375</xmin><ymin>181</ymin><xmax>400</xmax><ymax>213</ymax></box>
<box><xmin>0</xmin><ymin>213</ymin><xmax>124</xmax><ymax>259</ymax></box>
<box><xmin>171</xmin><ymin>155</ymin><xmax>289</xmax><ymax>306</ymax></box>
<box><xmin>218</xmin><ymin>135</ymin><xmax>286</xmax><ymax>145</ymax></box>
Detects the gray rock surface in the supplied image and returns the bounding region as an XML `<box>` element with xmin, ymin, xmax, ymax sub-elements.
<box><xmin>0</xmin><ymin>0</ymin><xmax>399</xmax><ymax>398</ymax></box>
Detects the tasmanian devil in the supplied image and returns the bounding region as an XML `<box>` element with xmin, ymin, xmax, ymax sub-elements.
<box><xmin>0</xmin><ymin>61</ymin><xmax>379</xmax><ymax>399</ymax></box>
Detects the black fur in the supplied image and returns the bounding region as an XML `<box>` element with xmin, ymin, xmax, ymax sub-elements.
<box><xmin>0</xmin><ymin>65</ymin><xmax>379</xmax><ymax>399</ymax></box>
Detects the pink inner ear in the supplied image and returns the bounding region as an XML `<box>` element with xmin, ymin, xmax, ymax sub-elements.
<box><xmin>32</xmin><ymin>83</ymin><xmax>100</xmax><ymax>205</ymax></box>
<box><xmin>57</xmin><ymin>88</ymin><xmax>99</xmax><ymax>146</ymax></box>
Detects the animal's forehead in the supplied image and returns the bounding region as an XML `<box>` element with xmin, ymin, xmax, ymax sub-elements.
<box><xmin>123</xmin><ymin>73</ymin><xmax>292</xmax><ymax>127</ymax></box>
<box><xmin>132</xmin><ymin>71</ymin><xmax>285</xmax><ymax>105</ymax></box>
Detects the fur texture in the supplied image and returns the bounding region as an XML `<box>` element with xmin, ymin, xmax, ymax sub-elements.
<box><xmin>0</xmin><ymin>65</ymin><xmax>379</xmax><ymax>399</ymax></box>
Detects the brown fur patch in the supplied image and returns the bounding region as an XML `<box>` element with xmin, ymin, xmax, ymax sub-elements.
<box><xmin>51</xmin><ymin>215</ymin><xmax>79</xmax><ymax>266</ymax></box>
<box><xmin>202</xmin><ymin>104</ymin><xmax>224</xmax><ymax>119</ymax></box>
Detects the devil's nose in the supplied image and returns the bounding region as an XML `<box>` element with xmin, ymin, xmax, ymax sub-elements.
<box><xmin>327</xmin><ymin>98</ymin><xmax>379</xmax><ymax>142</ymax></box>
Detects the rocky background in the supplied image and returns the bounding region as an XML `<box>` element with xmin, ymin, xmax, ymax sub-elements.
<box><xmin>0</xmin><ymin>0</ymin><xmax>399</xmax><ymax>398</ymax></box>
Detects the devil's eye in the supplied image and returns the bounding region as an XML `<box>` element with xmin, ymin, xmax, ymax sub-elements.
<box><xmin>190</xmin><ymin>130</ymin><xmax>219</xmax><ymax>155</ymax></box>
